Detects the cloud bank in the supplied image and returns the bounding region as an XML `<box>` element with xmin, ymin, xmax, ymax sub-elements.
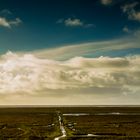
<box><xmin>0</xmin><ymin>51</ymin><xmax>140</xmax><ymax>104</ymax></box>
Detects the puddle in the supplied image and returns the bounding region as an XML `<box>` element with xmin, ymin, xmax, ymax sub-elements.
<box><xmin>63</xmin><ymin>113</ymin><xmax>89</xmax><ymax>116</ymax></box>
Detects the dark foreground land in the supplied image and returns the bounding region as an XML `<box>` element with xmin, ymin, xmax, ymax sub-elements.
<box><xmin>0</xmin><ymin>106</ymin><xmax>140</xmax><ymax>140</ymax></box>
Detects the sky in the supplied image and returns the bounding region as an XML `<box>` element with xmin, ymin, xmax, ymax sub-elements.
<box><xmin>0</xmin><ymin>0</ymin><xmax>140</xmax><ymax>105</ymax></box>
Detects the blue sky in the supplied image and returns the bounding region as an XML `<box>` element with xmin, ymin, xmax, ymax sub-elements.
<box><xmin>0</xmin><ymin>0</ymin><xmax>140</xmax><ymax>105</ymax></box>
<box><xmin>0</xmin><ymin>0</ymin><xmax>140</xmax><ymax>55</ymax></box>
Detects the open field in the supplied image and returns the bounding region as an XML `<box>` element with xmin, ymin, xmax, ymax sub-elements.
<box><xmin>0</xmin><ymin>108</ymin><xmax>61</xmax><ymax>140</ymax></box>
<box><xmin>0</xmin><ymin>107</ymin><xmax>140</xmax><ymax>139</ymax></box>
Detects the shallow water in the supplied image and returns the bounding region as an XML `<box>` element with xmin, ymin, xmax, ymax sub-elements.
<box><xmin>63</xmin><ymin>112</ymin><xmax>140</xmax><ymax>116</ymax></box>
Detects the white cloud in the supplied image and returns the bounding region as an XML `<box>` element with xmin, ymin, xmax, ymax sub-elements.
<box><xmin>0</xmin><ymin>17</ymin><xmax>22</xmax><ymax>28</ymax></box>
<box><xmin>64</xmin><ymin>18</ymin><xmax>83</xmax><ymax>27</ymax></box>
<box><xmin>0</xmin><ymin>17</ymin><xmax>11</xmax><ymax>28</ymax></box>
<box><xmin>0</xmin><ymin>36</ymin><xmax>140</xmax><ymax>105</ymax></box>
<box><xmin>123</xmin><ymin>26</ymin><xmax>130</xmax><ymax>33</ymax></box>
<box><xmin>0</xmin><ymin>9</ymin><xmax>22</xmax><ymax>28</ymax></box>
<box><xmin>131</xmin><ymin>12</ymin><xmax>140</xmax><ymax>21</ymax></box>
<box><xmin>31</xmin><ymin>36</ymin><xmax>140</xmax><ymax>60</ymax></box>
<box><xmin>57</xmin><ymin>18</ymin><xmax>94</xmax><ymax>28</ymax></box>
<box><xmin>101</xmin><ymin>0</ymin><xmax>112</xmax><ymax>5</ymax></box>
<box><xmin>122</xmin><ymin>2</ymin><xmax>140</xmax><ymax>22</ymax></box>
<box><xmin>0</xmin><ymin>52</ymin><xmax>139</xmax><ymax>99</ymax></box>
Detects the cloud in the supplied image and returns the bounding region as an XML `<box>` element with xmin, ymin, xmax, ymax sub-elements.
<box><xmin>101</xmin><ymin>0</ymin><xmax>112</xmax><ymax>5</ymax></box>
<box><xmin>0</xmin><ymin>33</ymin><xmax>140</xmax><ymax>105</ymax></box>
<box><xmin>0</xmin><ymin>51</ymin><xmax>139</xmax><ymax>99</ymax></box>
<box><xmin>57</xmin><ymin>18</ymin><xmax>94</xmax><ymax>28</ymax></box>
<box><xmin>134</xmin><ymin>29</ymin><xmax>140</xmax><ymax>36</ymax></box>
<box><xmin>0</xmin><ymin>35</ymin><xmax>140</xmax><ymax>105</ymax></box>
<box><xmin>122</xmin><ymin>2</ymin><xmax>140</xmax><ymax>22</ymax></box>
<box><xmin>0</xmin><ymin>17</ymin><xmax>22</xmax><ymax>28</ymax></box>
<box><xmin>31</xmin><ymin>36</ymin><xmax>140</xmax><ymax>60</ymax></box>
<box><xmin>122</xmin><ymin>2</ymin><xmax>138</xmax><ymax>13</ymax></box>
<box><xmin>0</xmin><ymin>9</ymin><xmax>22</xmax><ymax>28</ymax></box>
<box><xmin>9</xmin><ymin>18</ymin><xmax>22</xmax><ymax>26</ymax></box>
<box><xmin>123</xmin><ymin>26</ymin><xmax>130</xmax><ymax>33</ymax></box>
<box><xmin>65</xmin><ymin>18</ymin><xmax>83</xmax><ymax>27</ymax></box>
<box><xmin>0</xmin><ymin>17</ymin><xmax>11</xmax><ymax>28</ymax></box>
<box><xmin>0</xmin><ymin>9</ymin><xmax>12</xmax><ymax>15</ymax></box>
